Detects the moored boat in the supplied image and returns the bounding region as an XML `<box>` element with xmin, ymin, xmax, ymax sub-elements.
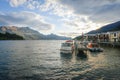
<box><xmin>60</xmin><ymin>40</ymin><xmax>73</xmax><ymax>54</ymax></box>
<box><xmin>87</xmin><ymin>42</ymin><xmax>103</xmax><ymax>52</ymax></box>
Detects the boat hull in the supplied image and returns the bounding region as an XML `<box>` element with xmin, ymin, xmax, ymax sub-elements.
<box><xmin>88</xmin><ymin>48</ymin><xmax>103</xmax><ymax>52</ymax></box>
<box><xmin>60</xmin><ymin>49</ymin><xmax>72</xmax><ymax>54</ymax></box>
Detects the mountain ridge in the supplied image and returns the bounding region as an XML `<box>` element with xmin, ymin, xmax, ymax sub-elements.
<box><xmin>88</xmin><ymin>21</ymin><xmax>120</xmax><ymax>34</ymax></box>
<box><xmin>0</xmin><ymin>26</ymin><xmax>71</xmax><ymax>40</ymax></box>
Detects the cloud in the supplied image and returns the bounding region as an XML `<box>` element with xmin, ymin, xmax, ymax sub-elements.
<box><xmin>7</xmin><ymin>0</ymin><xmax>120</xmax><ymax>37</ymax></box>
<box><xmin>90</xmin><ymin>4</ymin><xmax>120</xmax><ymax>23</ymax></box>
<box><xmin>58</xmin><ymin>32</ymin><xmax>82</xmax><ymax>38</ymax></box>
<box><xmin>0</xmin><ymin>11</ymin><xmax>54</xmax><ymax>31</ymax></box>
<box><xmin>59</xmin><ymin>0</ymin><xmax>120</xmax><ymax>23</ymax></box>
<box><xmin>9</xmin><ymin>0</ymin><xmax>74</xmax><ymax>17</ymax></box>
<box><xmin>36</xmin><ymin>0</ymin><xmax>120</xmax><ymax>24</ymax></box>
<box><xmin>9</xmin><ymin>0</ymin><xmax>41</xmax><ymax>10</ymax></box>
<box><xmin>38</xmin><ymin>0</ymin><xmax>74</xmax><ymax>17</ymax></box>
<box><xmin>62</xmin><ymin>16</ymin><xmax>102</xmax><ymax>34</ymax></box>
<box><xmin>26</xmin><ymin>0</ymin><xmax>41</xmax><ymax>9</ymax></box>
<box><xmin>8</xmin><ymin>0</ymin><xmax>120</xmax><ymax>23</ymax></box>
<box><xmin>9</xmin><ymin>0</ymin><xmax>27</xmax><ymax>7</ymax></box>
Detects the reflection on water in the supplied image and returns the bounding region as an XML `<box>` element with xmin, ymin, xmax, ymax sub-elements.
<box><xmin>60</xmin><ymin>53</ymin><xmax>72</xmax><ymax>59</ymax></box>
<box><xmin>76</xmin><ymin>50</ymin><xmax>88</xmax><ymax>60</ymax></box>
<box><xmin>0</xmin><ymin>40</ymin><xmax>120</xmax><ymax>80</ymax></box>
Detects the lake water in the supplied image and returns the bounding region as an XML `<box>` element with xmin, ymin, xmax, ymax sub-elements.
<box><xmin>0</xmin><ymin>40</ymin><xmax>120</xmax><ymax>80</ymax></box>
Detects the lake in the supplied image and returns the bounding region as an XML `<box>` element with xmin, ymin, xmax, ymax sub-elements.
<box><xmin>0</xmin><ymin>40</ymin><xmax>120</xmax><ymax>80</ymax></box>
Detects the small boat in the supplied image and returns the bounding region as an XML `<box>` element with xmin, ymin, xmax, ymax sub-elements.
<box><xmin>60</xmin><ymin>40</ymin><xmax>73</xmax><ymax>54</ymax></box>
<box><xmin>65</xmin><ymin>40</ymin><xmax>73</xmax><ymax>44</ymax></box>
<box><xmin>87</xmin><ymin>42</ymin><xmax>103</xmax><ymax>52</ymax></box>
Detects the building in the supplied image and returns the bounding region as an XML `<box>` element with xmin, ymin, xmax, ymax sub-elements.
<box><xmin>80</xmin><ymin>31</ymin><xmax>120</xmax><ymax>44</ymax></box>
<box><xmin>86</xmin><ymin>34</ymin><xmax>97</xmax><ymax>42</ymax></box>
<box><xmin>118</xmin><ymin>31</ymin><xmax>120</xmax><ymax>42</ymax></box>
<box><xmin>109</xmin><ymin>31</ymin><xmax>120</xmax><ymax>42</ymax></box>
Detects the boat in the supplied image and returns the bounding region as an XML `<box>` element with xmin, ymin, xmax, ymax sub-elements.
<box><xmin>60</xmin><ymin>40</ymin><xmax>73</xmax><ymax>54</ymax></box>
<box><xmin>87</xmin><ymin>42</ymin><xmax>103</xmax><ymax>52</ymax></box>
<box><xmin>65</xmin><ymin>40</ymin><xmax>73</xmax><ymax>44</ymax></box>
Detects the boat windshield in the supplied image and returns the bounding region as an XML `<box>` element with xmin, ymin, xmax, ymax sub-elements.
<box><xmin>62</xmin><ymin>43</ymin><xmax>72</xmax><ymax>47</ymax></box>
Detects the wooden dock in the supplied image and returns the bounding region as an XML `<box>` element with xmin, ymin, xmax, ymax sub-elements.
<box><xmin>99</xmin><ymin>42</ymin><xmax>120</xmax><ymax>47</ymax></box>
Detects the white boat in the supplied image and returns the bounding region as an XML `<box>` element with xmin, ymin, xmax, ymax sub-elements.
<box><xmin>87</xmin><ymin>42</ymin><xmax>103</xmax><ymax>52</ymax></box>
<box><xmin>60</xmin><ymin>40</ymin><xmax>73</xmax><ymax>53</ymax></box>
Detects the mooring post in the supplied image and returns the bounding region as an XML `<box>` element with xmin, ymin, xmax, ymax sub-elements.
<box><xmin>74</xmin><ymin>39</ymin><xmax>78</xmax><ymax>56</ymax></box>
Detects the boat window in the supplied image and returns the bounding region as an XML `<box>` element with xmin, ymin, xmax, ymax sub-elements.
<box><xmin>62</xmin><ymin>43</ymin><xmax>71</xmax><ymax>47</ymax></box>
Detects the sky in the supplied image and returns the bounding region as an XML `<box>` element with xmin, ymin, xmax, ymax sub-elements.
<box><xmin>0</xmin><ymin>0</ymin><xmax>120</xmax><ymax>38</ymax></box>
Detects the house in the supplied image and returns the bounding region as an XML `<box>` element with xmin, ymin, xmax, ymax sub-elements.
<box><xmin>86</xmin><ymin>34</ymin><xmax>97</xmax><ymax>42</ymax></box>
<box><xmin>96</xmin><ymin>32</ymin><xmax>109</xmax><ymax>43</ymax></box>
<box><xmin>109</xmin><ymin>31</ymin><xmax>120</xmax><ymax>42</ymax></box>
<box><xmin>80</xmin><ymin>31</ymin><xmax>120</xmax><ymax>43</ymax></box>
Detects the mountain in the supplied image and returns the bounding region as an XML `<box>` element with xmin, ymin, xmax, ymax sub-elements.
<box><xmin>0</xmin><ymin>32</ymin><xmax>24</xmax><ymax>40</ymax></box>
<box><xmin>45</xmin><ymin>33</ymin><xmax>71</xmax><ymax>40</ymax></box>
<box><xmin>88</xmin><ymin>21</ymin><xmax>120</xmax><ymax>34</ymax></box>
<box><xmin>0</xmin><ymin>26</ymin><xmax>71</xmax><ymax>40</ymax></box>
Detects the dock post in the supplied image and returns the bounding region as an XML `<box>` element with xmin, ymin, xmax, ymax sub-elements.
<box><xmin>74</xmin><ymin>40</ymin><xmax>78</xmax><ymax>56</ymax></box>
